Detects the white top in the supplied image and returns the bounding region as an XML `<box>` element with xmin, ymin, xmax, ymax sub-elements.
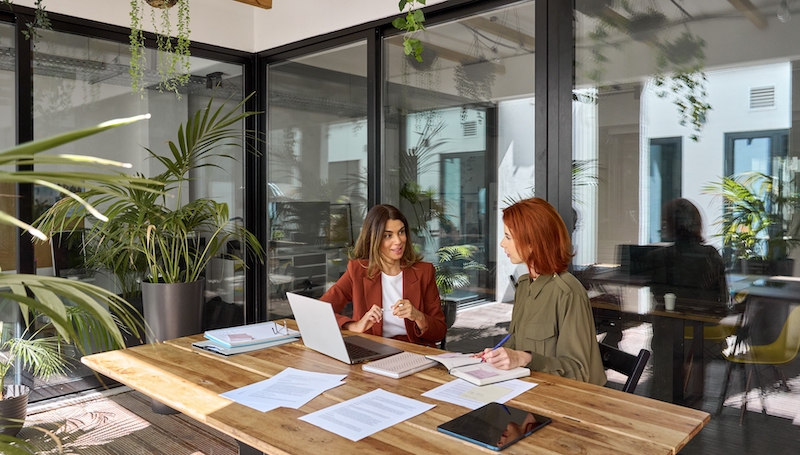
<box><xmin>381</xmin><ymin>271</ymin><xmax>406</xmax><ymax>338</ymax></box>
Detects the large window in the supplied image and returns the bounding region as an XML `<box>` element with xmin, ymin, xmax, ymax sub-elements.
<box><xmin>0</xmin><ymin>21</ymin><xmax>15</xmax><ymax>272</ymax></box>
<box><xmin>384</xmin><ymin>0</ymin><xmax>535</xmax><ymax>306</ymax></box>
<box><xmin>575</xmin><ymin>0</ymin><xmax>800</xmax><ymax>446</ymax></box>
<box><xmin>30</xmin><ymin>28</ymin><xmax>246</xmax><ymax>400</ymax></box>
<box><xmin>266</xmin><ymin>41</ymin><xmax>369</xmax><ymax>319</ymax></box>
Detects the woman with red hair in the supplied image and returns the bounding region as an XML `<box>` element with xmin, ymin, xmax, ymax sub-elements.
<box><xmin>480</xmin><ymin>198</ymin><xmax>606</xmax><ymax>385</ymax></box>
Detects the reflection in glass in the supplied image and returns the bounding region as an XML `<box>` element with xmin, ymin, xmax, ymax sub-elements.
<box><xmin>385</xmin><ymin>1</ymin><xmax>534</xmax><ymax>306</ymax></box>
<box><xmin>575</xmin><ymin>0</ymin><xmax>800</xmax><ymax>437</ymax></box>
<box><xmin>29</xmin><ymin>28</ymin><xmax>245</xmax><ymax>400</ymax></box>
<box><xmin>266</xmin><ymin>41</ymin><xmax>369</xmax><ymax>318</ymax></box>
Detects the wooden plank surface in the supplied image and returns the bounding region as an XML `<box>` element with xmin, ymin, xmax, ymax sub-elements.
<box><xmin>84</xmin><ymin>328</ymin><xmax>709</xmax><ymax>455</ymax></box>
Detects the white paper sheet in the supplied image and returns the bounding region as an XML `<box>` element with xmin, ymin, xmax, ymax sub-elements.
<box><xmin>421</xmin><ymin>378</ymin><xmax>537</xmax><ymax>409</ymax></box>
<box><xmin>299</xmin><ymin>388</ymin><xmax>435</xmax><ymax>442</ymax></box>
<box><xmin>220</xmin><ymin>367</ymin><xmax>346</xmax><ymax>412</ymax></box>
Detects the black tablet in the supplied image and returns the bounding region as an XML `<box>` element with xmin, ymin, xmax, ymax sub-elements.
<box><xmin>437</xmin><ymin>402</ymin><xmax>552</xmax><ymax>451</ymax></box>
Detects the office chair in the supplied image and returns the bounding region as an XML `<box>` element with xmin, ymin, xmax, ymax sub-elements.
<box><xmin>599</xmin><ymin>342</ymin><xmax>651</xmax><ymax>394</ymax></box>
<box><xmin>716</xmin><ymin>304</ymin><xmax>800</xmax><ymax>423</ymax></box>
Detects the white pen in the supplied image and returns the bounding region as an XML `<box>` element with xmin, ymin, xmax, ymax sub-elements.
<box><xmin>382</xmin><ymin>303</ymin><xmax>404</xmax><ymax>312</ymax></box>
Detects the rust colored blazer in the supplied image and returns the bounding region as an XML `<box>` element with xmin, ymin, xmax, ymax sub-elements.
<box><xmin>320</xmin><ymin>259</ymin><xmax>446</xmax><ymax>347</ymax></box>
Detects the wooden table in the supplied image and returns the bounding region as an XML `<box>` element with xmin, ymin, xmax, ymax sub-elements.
<box><xmin>591</xmin><ymin>286</ymin><xmax>738</xmax><ymax>405</ymax></box>
<box><xmin>82</xmin><ymin>326</ymin><xmax>709</xmax><ymax>455</ymax></box>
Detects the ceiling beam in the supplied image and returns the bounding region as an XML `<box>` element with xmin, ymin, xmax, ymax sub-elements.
<box><xmin>233</xmin><ymin>0</ymin><xmax>273</xmax><ymax>9</ymax></box>
<box><xmin>727</xmin><ymin>0</ymin><xmax>768</xmax><ymax>30</ymax></box>
<box><xmin>461</xmin><ymin>17</ymin><xmax>534</xmax><ymax>49</ymax></box>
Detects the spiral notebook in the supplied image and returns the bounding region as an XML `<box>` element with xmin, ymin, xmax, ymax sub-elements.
<box><xmin>362</xmin><ymin>352</ymin><xmax>437</xmax><ymax>378</ymax></box>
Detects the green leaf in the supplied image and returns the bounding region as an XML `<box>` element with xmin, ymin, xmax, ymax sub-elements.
<box><xmin>392</xmin><ymin>17</ymin><xmax>408</xmax><ymax>30</ymax></box>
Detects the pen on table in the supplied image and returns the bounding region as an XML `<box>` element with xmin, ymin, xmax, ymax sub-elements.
<box><xmin>482</xmin><ymin>333</ymin><xmax>512</xmax><ymax>362</ymax></box>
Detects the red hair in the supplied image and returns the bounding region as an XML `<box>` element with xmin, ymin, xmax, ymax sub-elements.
<box><xmin>502</xmin><ymin>198</ymin><xmax>573</xmax><ymax>275</ymax></box>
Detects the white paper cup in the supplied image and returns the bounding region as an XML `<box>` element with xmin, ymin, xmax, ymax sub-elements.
<box><xmin>664</xmin><ymin>293</ymin><xmax>676</xmax><ymax>311</ymax></box>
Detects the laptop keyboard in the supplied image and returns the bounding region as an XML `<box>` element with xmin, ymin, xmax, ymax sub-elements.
<box><xmin>345</xmin><ymin>342</ymin><xmax>381</xmax><ymax>360</ymax></box>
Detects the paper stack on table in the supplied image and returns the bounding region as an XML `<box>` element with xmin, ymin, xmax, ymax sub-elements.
<box><xmin>220</xmin><ymin>367</ymin><xmax>346</xmax><ymax>412</ymax></box>
<box><xmin>204</xmin><ymin>321</ymin><xmax>300</xmax><ymax>348</ymax></box>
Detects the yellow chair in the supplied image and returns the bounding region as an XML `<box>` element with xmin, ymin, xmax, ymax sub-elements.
<box><xmin>682</xmin><ymin>322</ymin><xmax>739</xmax><ymax>394</ymax></box>
<box><xmin>716</xmin><ymin>305</ymin><xmax>800</xmax><ymax>423</ymax></box>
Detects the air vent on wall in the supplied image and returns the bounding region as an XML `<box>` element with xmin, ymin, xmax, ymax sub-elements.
<box><xmin>749</xmin><ymin>86</ymin><xmax>775</xmax><ymax>109</ymax></box>
<box><xmin>462</xmin><ymin>121</ymin><xmax>477</xmax><ymax>137</ymax></box>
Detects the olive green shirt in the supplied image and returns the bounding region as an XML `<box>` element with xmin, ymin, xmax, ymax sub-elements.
<box><xmin>506</xmin><ymin>272</ymin><xmax>606</xmax><ymax>385</ymax></box>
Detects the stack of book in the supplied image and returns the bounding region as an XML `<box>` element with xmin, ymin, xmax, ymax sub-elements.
<box><xmin>192</xmin><ymin>321</ymin><xmax>300</xmax><ymax>356</ymax></box>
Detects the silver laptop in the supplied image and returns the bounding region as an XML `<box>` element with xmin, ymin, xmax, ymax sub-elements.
<box><xmin>286</xmin><ymin>292</ymin><xmax>403</xmax><ymax>364</ymax></box>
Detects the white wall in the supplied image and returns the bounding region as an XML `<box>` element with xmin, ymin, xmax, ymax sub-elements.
<box><xmin>13</xmin><ymin>0</ymin><xmax>256</xmax><ymax>51</ymax></box>
<box><xmin>253</xmin><ymin>0</ymin><xmax>448</xmax><ymax>51</ymax></box>
<box><xmin>641</xmin><ymin>62</ymin><xmax>792</xmax><ymax>248</ymax></box>
<box><xmin>12</xmin><ymin>0</ymin><xmax>450</xmax><ymax>53</ymax></box>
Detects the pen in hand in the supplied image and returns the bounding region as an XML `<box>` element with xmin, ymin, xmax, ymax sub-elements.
<box><xmin>482</xmin><ymin>333</ymin><xmax>512</xmax><ymax>362</ymax></box>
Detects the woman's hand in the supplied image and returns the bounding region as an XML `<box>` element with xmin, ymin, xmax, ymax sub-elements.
<box><xmin>392</xmin><ymin>299</ymin><xmax>428</xmax><ymax>332</ymax></box>
<box><xmin>344</xmin><ymin>304</ymin><xmax>382</xmax><ymax>333</ymax></box>
<box><xmin>480</xmin><ymin>347</ymin><xmax>532</xmax><ymax>370</ymax></box>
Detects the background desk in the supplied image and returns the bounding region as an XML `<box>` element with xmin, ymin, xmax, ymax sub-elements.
<box><xmin>82</xmin><ymin>327</ymin><xmax>708</xmax><ymax>455</ymax></box>
<box><xmin>591</xmin><ymin>288</ymin><xmax>736</xmax><ymax>405</ymax></box>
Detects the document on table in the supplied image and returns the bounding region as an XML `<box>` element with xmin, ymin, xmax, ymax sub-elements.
<box><xmin>220</xmin><ymin>367</ymin><xmax>346</xmax><ymax>412</ymax></box>
<box><xmin>421</xmin><ymin>378</ymin><xmax>537</xmax><ymax>409</ymax></box>
<box><xmin>299</xmin><ymin>388</ymin><xmax>435</xmax><ymax>442</ymax></box>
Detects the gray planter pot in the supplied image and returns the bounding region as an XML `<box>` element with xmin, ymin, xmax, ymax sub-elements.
<box><xmin>0</xmin><ymin>384</ymin><xmax>30</xmax><ymax>437</ymax></box>
<box><xmin>142</xmin><ymin>279</ymin><xmax>204</xmax><ymax>414</ymax></box>
<box><xmin>142</xmin><ymin>280</ymin><xmax>204</xmax><ymax>344</ymax></box>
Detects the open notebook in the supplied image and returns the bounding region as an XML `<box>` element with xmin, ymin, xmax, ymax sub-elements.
<box><xmin>426</xmin><ymin>352</ymin><xmax>531</xmax><ymax>386</ymax></box>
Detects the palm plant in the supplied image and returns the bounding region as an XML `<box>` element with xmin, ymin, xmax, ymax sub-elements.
<box><xmin>434</xmin><ymin>244</ymin><xmax>486</xmax><ymax>298</ymax></box>
<box><xmin>36</xmin><ymin>96</ymin><xmax>265</xmax><ymax>288</ymax></box>
<box><xmin>703</xmin><ymin>171</ymin><xmax>800</xmax><ymax>262</ymax></box>
<box><xmin>1</xmin><ymin>115</ymin><xmax>150</xmax><ymax>343</ymax></box>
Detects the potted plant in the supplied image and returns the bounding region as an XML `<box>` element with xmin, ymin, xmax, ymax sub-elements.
<box><xmin>0</xmin><ymin>303</ymin><xmax>125</xmax><ymax>437</ymax></box>
<box><xmin>37</xmin><ymin>95</ymin><xmax>264</xmax><ymax>339</ymax></box>
<box><xmin>36</xmin><ymin>96</ymin><xmax>264</xmax><ymax>413</ymax></box>
<box><xmin>129</xmin><ymin>0</ymin><xmax>191</xmax><ymax>96</ymax></box>
<box><xmin>703</xmin><ymin>170</ymin><xmax>800</xmax><ymax>275</ymax></box>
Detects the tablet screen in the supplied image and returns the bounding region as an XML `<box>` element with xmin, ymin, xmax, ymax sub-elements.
<box><xmin>437</xmin><ymin>402</ymin><xmax>552</xmax><ymax>451</ymax></box>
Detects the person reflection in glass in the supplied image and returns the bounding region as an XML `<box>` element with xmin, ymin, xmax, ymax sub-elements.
<box><xmin>648</xmin><ymin>198</ymin><xmax>727</xmax><ymax>308</ymax></box>
<box><xmin>497</xmin><ymin>413</ymin><xmax>538</xmax><ymax>448</ymax></box>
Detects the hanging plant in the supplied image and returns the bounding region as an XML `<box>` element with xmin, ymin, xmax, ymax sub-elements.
<box><xmin>654</xmin><ymin>32</ymin><xmax>711</xmax><ymax>142</ymax></box>
<box><xmin>1</xmin><ymin>0</ymin><xmax>51</xmax><ymax>41</ymax></box>
<box><xmin>129</xmin><ymin>0</ymin><xmax>191</xmax><ymax>97</ymax></box>
<box><xmin>393</xmin><ymin>0</ymin><xmax>427</xmax><ymax>62</ymax></box>
<box><xmin>625</xmin><ymin>8</ymin><xmax>666</xmax><ymax>42</ymax></box>
<box><xmin>454</xmin><ymin>57</ymin><xmax>496</xmax><ymax>102</ymax></box>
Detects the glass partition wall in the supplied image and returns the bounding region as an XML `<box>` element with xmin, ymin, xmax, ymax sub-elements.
<box><xmin>24</xmin><ymin>28</ymin><xmax>246</xmax><ymax>400</ymax></box>
<box><xmin>266</xmin><ymin>41</ymin><xmax>369</xmax><ymax>319</ymax></box>
<box><xmin>383</xmin><ymin>0</ymin><xmax>535</xmax><ymax>313</ymax></box>
<box><xmin>574</xmin><ymin>0</ymin><xmax>800</xmax><ymax>434</ymax></box>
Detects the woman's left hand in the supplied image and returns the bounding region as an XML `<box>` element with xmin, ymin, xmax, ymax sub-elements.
<box><xmin>392</xmin><ymin>299</ymin><xmax>428</xmax><ymax>331</ymax></box>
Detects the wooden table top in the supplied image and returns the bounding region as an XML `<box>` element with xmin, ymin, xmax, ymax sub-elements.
<box><xmin>82</xmin><ymin>325</ymin><xmax>709</xmax><ymax>455</ymax></box>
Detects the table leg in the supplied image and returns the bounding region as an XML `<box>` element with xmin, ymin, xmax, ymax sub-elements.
<box><xmin>685</xmin><ymin>321</ymin><xmax>705</xmax><ymax>403</ymax></box>
<box><xmin>651</xmin><ymin>316</ymin><xmax>685</xmax><ymax>404</ymax></box>
<box><xmin>238</xmin><ymin>441</ymin><xmax>265</xmax><ymax>455</ymax></box>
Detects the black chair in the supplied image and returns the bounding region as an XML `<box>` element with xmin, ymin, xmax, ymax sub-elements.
<box><xmin>599</xmin><ymin>343</ymin><xmax>650</xmax><ymax>394</ymax></box>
